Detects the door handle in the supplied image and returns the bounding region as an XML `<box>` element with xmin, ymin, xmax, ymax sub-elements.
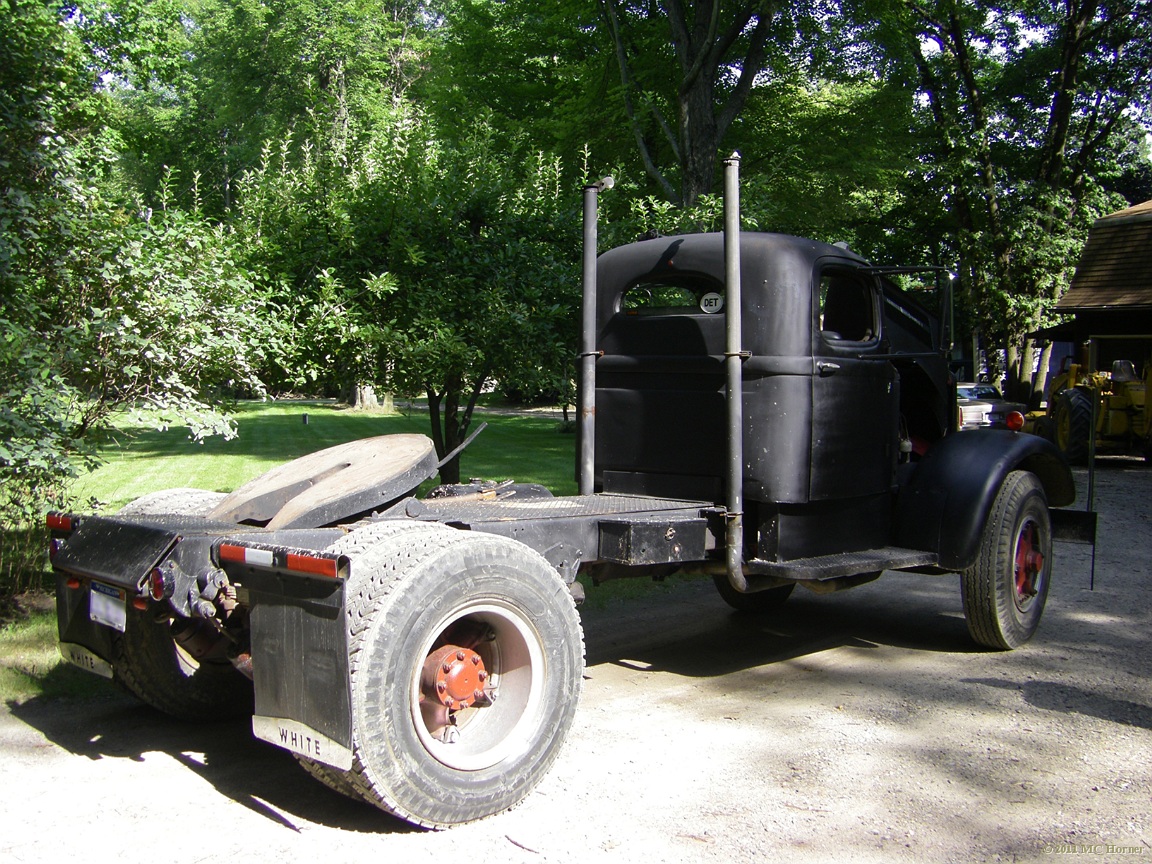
<box><xmin>817</xmin><ymin>361</ymin><xmax>841</xmax><ymax>376</ymax></box>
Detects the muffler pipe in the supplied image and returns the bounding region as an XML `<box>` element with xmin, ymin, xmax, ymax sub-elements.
<box><xmin>579</xmin><ymin>176</ymin><xmax>613</xmax><ymax>496</ymax></box>
<box><xmin>722</xmin><ymin>154</ymin><xmax>748</xmax><ymax>593</ymax></box>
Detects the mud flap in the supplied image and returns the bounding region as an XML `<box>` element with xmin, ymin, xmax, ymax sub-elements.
<box><xmin>55</xmin><ymin>573</ymin><xmax>115</xmax><ymax>671</ymax></box>
<box><xmin>245</xmin><ymin>570</ymin><xmax>353</xmax><ymax>770</ymax></box>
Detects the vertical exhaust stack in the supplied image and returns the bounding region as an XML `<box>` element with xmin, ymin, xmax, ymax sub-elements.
<box><xmin>579</xmin><ymin>176</ymin><xmax>613</xmax><ymax>496</ymax></box>
<box><xmin>723</xmin><ymin>154</ymin><xmax>748</xmax><ymax>592</ymax></box>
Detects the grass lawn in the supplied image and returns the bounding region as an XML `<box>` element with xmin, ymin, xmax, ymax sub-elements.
<box><xmin>71</xmin><ymin>400</ymin><xmax>578</xmax><ymax>511</ymax></box>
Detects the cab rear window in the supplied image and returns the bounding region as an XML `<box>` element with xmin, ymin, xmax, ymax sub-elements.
<box><xmin>621</xmin><ymin>277</ymin><xmax>724</xmax><ymax>316</ymax></box>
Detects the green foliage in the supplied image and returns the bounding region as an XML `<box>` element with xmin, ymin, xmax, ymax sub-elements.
<box><xmin>879</xmin><ymin>0</ymin><xmax>1150</xmax><ymax>395</ymax></box>
<box><xmin>1</xmin><ymin>1</ymin><xmax>277</xmax><ymax>600</ymax></box>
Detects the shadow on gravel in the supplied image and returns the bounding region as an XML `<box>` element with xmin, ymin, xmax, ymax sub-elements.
<box><xmin>6</xmin><ymin>693</ymin><xmax>417</xmax><ymax>834</ymax></box>
<box><xmin>580</xmin><ymin>576</ymin><xmax>977</xmax><ymax>675</ymax></box>
<box><xmin>965</xmin><ymin>677</ymin><xmax>1152</xmax><ymax>730</ymax></box>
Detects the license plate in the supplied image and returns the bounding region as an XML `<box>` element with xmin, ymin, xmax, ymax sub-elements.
<box><xmin>90</xmin><ymin>581</ymin><xmax>127</xmax><ymax>632</ymax></box>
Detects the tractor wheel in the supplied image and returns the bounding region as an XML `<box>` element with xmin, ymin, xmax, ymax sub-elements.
<box><xmin>961</xmin><ymin>471</ymin><xmax>1052</xmax><ymax>650</ymax></box>
<box><xmin>712</xmin><ymin>574</ymin><xmax>795</xmax><ymax>612</ymax></box>
<box><xmin>110</xmin><ymin>488</ymin><xmax>252</xmax><ymax>718</ymax></box>
<box><xmin>1031</xmin><ymin>415</ymin><xmax>1054</xmax><ymax>443</ymax></box>
<box><xmin>314</xmin><ymin>522</ymin><xmax>584</xmax><ymax>828</ymax></box>
<box><xmin>1052</xmin><ymin>388</ymin><xmax>1093</xmax><ymax>464</ymax></box>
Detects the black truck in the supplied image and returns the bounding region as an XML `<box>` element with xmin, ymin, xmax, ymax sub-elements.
<box><xmin>49</xmin><ymin>158</ymin><xmax>1078</xmax><ymax>828</ymax></box>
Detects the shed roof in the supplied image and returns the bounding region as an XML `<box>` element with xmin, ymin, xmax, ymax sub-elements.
<box><xmin>1057</xmin><ymin>200</ymin><xmax>1152</xmax><ymax>312</ymax></box>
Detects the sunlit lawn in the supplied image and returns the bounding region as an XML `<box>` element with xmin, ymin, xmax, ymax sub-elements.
<box><xmin>72</xmin><ymin>400</ymin><xmax>577</xmax><ymax>511</ymax></box>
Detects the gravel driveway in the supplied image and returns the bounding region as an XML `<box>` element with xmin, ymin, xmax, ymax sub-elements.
<box><xmin>2</xmin><ymin>460</ymin><xmax>1149</xmax><ymax>863</ymax></box>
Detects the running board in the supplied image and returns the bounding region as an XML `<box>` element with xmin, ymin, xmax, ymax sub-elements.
<box><xmin>746</xmin><ymin>547</ymin><xmax>939</xmax><ymax>581</ymax></box>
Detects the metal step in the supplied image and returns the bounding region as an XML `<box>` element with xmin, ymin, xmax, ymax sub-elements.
<box><xmin>746</xmin><ymin>546</ymin><xmax>939</xmax><ymax>581</ymax></box>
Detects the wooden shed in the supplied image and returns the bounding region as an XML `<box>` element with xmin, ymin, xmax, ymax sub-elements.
<box><xmin>1050</xmin><ymin>199</ymin><xmax>1152</xmax><ymax>371</ymax></box>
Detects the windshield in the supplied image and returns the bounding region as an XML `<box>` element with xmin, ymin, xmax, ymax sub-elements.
<box><xmin>957</xmin><ymin>385</ymin><xmax>1002</xmax><ymax>400</ymax></box>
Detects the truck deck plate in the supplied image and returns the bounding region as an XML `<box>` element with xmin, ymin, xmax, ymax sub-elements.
<box><xmin>396</xmin><ymin>493</ymin><xmax>712</xmax><ymax>524</ymax></box>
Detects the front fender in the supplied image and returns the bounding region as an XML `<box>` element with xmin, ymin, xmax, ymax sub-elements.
<box><xmin>895</xmin><ymin>430</ymin><xmax>1075</xmax><ymax>571</ymax></box>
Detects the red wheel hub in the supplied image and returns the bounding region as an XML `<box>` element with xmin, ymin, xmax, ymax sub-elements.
<box><xmin>1014</xmin><ymin>521</ymin><xmax>1044</xmax><ymax>602</ymax></box>
<box><xmin>421</xmin><ymin>644</ymin><xmax>488</xmax><ymax>711</ymax></box>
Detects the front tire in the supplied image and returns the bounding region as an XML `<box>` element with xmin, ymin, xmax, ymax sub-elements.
<box><xmin>323</xmin><ymin>523</ymin><xmax>585</xmax><ymax>827</ymax></box>
<box><xmin>961</xmin><ymin>471</ymin><xmax>1052</xmax><ymax>650</ymax></box>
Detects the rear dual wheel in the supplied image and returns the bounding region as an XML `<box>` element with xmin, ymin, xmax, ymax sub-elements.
<box><xmin>110</xmin><ymin>488</ymin><xmax>252</xmax><ymax>719</ymax></box>
<box><xmin>309</xmin><ymin>522</ymin><xmax>585</xmax><ymax>827</ymax></box>
<box><xmin>962</xmin><ymin>471</ymin><xmax>1052</xmax><ymax>650</ymax></box>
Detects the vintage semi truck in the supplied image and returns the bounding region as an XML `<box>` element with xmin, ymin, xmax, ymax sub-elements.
<box><xmin>49</xmin><ymin>158</ymin><xmax>1078</xmax><ymax>828</ymax></box>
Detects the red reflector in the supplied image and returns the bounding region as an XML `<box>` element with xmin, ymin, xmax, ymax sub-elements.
<box><xmin>66</xmin><ymin>577</ymin><xmax>82</xmax><ymax>590</ymax></box>
<box><xmin>218</xmin><ymin>544</ymin><xmax>246</xmax><ymax>563</ymax></box>
<box><xmin>1006</xmin><ymin>411</ymin><xmax>1026</xmax><ymax>432</ymax></box>
<box><xmin>286</xmin><ymin>553</ymin><xmax>339</xmax><ymax>578</ymax></box>
<box><xmin>149</xmin><ymin>568</ymin><xmax>166</xmax><ymax>601</ymax></box>
<box><xmin>132</xmin><ymin>596</ymin><xmax>148</xmax><ymax>611</ymax></box>
<box><xmin>47</xmin><ymin>513</ymin><xmax>72</xmax><ymax>532</ymax></box>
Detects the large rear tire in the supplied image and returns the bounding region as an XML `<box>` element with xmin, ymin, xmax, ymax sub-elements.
<box><xmin>961</xmin><ymin>471</ymin><xmax>1052</xmax><ymax>650</ymax></box>
<box><xmin>116</xmin><ymin>488</ymin><xmax>227</xmax><ymax>518</ymax></box>
<box><xmin>112</xmin><ymin>610</ymin><xmax>254</xmax><ymax>718</ymax></box>
<box><xmin>311</xmin><ymin>522</ymin><xmax>584</xmax><ymax>827</ymax></box>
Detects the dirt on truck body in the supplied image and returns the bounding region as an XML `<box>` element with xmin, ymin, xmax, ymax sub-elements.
<box><xmin>49</xmin><ymin>157</ymin><xmax>1088</xmax><ymax>828</ymax></box>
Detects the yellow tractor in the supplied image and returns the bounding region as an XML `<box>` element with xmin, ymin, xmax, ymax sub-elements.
<box><xmin>1038</xmin><ymin>357</ymin><xmax>1151</xmax><ymax>463</ymax></box>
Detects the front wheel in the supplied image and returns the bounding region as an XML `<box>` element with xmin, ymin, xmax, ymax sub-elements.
<box><xmin>327</xmin><ymin>524</ymin><xmax>585</xmax><ymax>827</ymax></box>
<box><xmin>961</xmin><ymin>471</ymin><xmax>1053</xmax><ymax>650</ymax></box>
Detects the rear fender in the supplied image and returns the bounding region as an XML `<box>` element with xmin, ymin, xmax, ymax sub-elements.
<box><xmin>895</xmin><ymin>430</ymin><xmax>1075</xmax><ymax>571</ymax></box>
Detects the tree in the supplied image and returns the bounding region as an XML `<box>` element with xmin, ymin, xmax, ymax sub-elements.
<box><xmin>431</xmin><ymin>1</ymin><xmax>829</xmax><ymax>206</ymax></box>
<box><xmin>76</xmin><ymin>0</ymin><xmax>434</xmax><ymax>211</ymax></box>
<box><xmin>889</xmin><ymin>0</ymin><xmax>1152</xmax><ymax>399</ymax></box>
<box><xmin>344</xmin><ymin>124</ymin><xmax>581</xmax><ymax>482</ymax></box>
<box><xmin>600</xmin><ymin>0</ymin><xmax>784</xmax><ymax>205</ymax></box>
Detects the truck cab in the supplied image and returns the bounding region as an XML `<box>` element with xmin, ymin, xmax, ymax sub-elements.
<box><xmin>592</xmin><ymin>231</ymin><xmax>953</xmax><ymax>563</ymax></box>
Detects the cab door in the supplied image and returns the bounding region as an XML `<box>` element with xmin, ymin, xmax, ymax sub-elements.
<box><xmin>809</xmin><ymin>264</ymin><xmax>899</xmax><ymax>501</ymax></box>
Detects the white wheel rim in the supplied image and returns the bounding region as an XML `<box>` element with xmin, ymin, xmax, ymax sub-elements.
<box><xmin>410</xmin><ymin>601</ymin><xmax>546</xmax><ymax>771</ymax></box>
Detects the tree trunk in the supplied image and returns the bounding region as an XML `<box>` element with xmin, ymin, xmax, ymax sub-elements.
<box><xmin>427</xmin><ymin>371</ymin><xmax>489</xmax><ymax>484</ymax></box>
<box><xmin>1031</xmin><ymin>341</ymin><xmax>1055</xmax><ymax>409</ymax></box>
<box><xmin>602</xmin><ymin>0</ymin><xmax>775</xmax><ymax>205</ymax></box>
<box><xmin>348</xmin><ymin>383</ymin><xmax>379</xmax><ymax>410</ymax></box>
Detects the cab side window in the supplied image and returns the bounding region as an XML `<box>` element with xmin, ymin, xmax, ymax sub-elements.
<box><xmin>819</xmin><ymin>271</ymin><xmax>877</xmax><ymax>343</ymax></box>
